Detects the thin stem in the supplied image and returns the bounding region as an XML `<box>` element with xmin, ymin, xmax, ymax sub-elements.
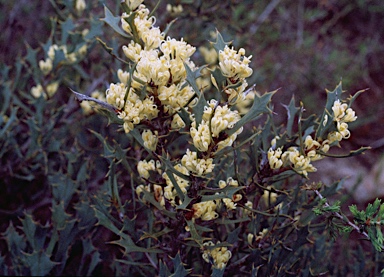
<box><xmin>314</xmin><ymin>190</ymin><xmax>369</xmax><ymax>240</ymax></box>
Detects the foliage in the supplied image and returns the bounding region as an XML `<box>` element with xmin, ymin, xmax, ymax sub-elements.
<box><xmin>1</xmin><ymin>0</ymin><xmax>384</xmax><ymax>276</ymax></box>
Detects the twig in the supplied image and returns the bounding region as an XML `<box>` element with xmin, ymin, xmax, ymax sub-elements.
<box><xmin>314</xmin><ymin>190</ymin><xmax>370</xmax><ymax>240</ymax></box>
<box><xmin>251</xmin><ymin>0</ymin><xmax>281</xmax><ymax>35</ymax></box>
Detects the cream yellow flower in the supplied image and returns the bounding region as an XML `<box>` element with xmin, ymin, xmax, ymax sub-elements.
<box><xmin>46</xmin><ymin>82</ymin><xmax>59</xmax><ymax>97</ymax></box>
<box><xmin>112</xmin><ymin>87</ymin><xmax>159</xmax><ymax>133</ymax></box>
<box><xmin>166</xmin><ymin>4</ymin><xmax>183</xmax><ymax>16</ymax></box>
<box><xmin>125</xmin><ymin>0</ymin><xmax>144</xmax><ymax>11</ymax></box>
<box><xmin>142</xmin><ymin>129</ymin><xmax>158</xmax><ymax>151</ymax></box>
<box><xmin>137</xmin><ymin>160</ymin><xmax>156</xmax><ymax>179</ymax></box>
<box><xmin>282</xmin><ymin>147</ymin><xmax>316</xmax><ymax>177</ymax></box>
<box><xmin>75</xmin><ymin>0</ymin><xmax>86</xmax><ymax>14</ymax></box>
<box><xmin>122</xmin><ymin>41</ymin><xmax>143</xmax><ymax>62</ymax></box>
<box><xmin>210</xmin><ymin>105</ymin><xmax>241</xmax><ymax>137</ymax></box>
<box><xmin>117</xmin><ymin>69</ymin><xmax>130</xmax><ymax>85</ymax></box>
<box><xmin>160</xmin><ymin>37</ymin><xmax>196</xmax><ymax>61</ymax></box>
<box><xmin>31</xmin><ymin>84</ymin><xmax>44</xmax><ymax>99</ymax></box>
<box><xmin>219</xmin><ymin>45</ymin><xmax>253</xmax><ymax>80</ymax></box>
<box><xmin>106</xmin><ymin>83</ymin><xmax>126</xmax><ymax>109</ymax></box>
<box><xmin>162</xmin><ymin>164</ymin><xmax>189</xmax><ymax>206</ymax></box>
<box><xmin>136</xmin><ymin>50</ymin><xmax>170</xmax><ymax>87</ymax></box>
<box><xmin>141</xmin><ymin>27</ymin><xmax>164</xmax><ymax>50</ymax></box>
<box><xmin>192</xmin><ymin>200</ymin><xmax>218</xmax><ymax>220</ymax></box>
<box><xmin>158</xmin><ymin>83</ymin><xmax>194</xmax><ymax>113</ymax></box>
<box><xmin>39</xmin><ymin>58</ymin><xmax>52</xmax><ymax>75</ymax></box>
<box><xmin>190</xmin><ymin>120</ymin><xmax>211</xmax><ymax>152</ymax></box>
<box><xmin>202</xmin><ymin>241</ymin><xmax>232</xmax><ymax>269</ymax></box>
<box><xmin>181</xmin><ymin>149</ymin><xmax>215</xmax><ymax>176</ymax></box>
<box><xmin>171</xmin><ymin>114</ymin><xmax>186</xmax><ymax>129</ymax></box>
<box><xmin>268</xmin><ymin>147</ymin><xmax>283</xmax><ymax>169</ymax></box>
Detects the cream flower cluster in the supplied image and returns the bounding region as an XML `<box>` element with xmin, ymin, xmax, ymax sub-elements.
<box><xmin>219</xmin><ymin>46</ymin><xmax>253</xmax><ymax>80</ymax></box>
<box><xmin>181</xmin><ymin>149</ymin><xmax>215</xmax><ymax>176</ymax></box>
<box><xmin>142</xmin><ymin>129</ymin><xmax>158</xmax><ymax>151</ymax></box>
<box><xmin>202</xmin><ymin>241</ymin><xmax>232</xmax><ymax>270</ymax></box>
<box><xmin>268</xmin><ymin>99</ymin><xmax>357</xmax><ymax>177</ymax></box>
<box><xmin>192</xmin><ymin>200</ymin><xmax>218</xmax><ymax>221</ymax></box>
<box><xmin>38</xmin><ymin>44</ymin><xmax>87</xmax><ymax>76</ymax></box>
<box><xmin>217</xmin><ymin>45</ymin><xmax>253</xmax><ymax>103</ymax></box>
<box><xmin>106</xmin><ymin>84</ymin><xmax>159</xmax><ymax>133</ymax></box>
<box><xmin>158</xmin><ymin>83</ymin><xmax>194</xmax><ymax>113</ymax></box>
<box><xmin>137</xmin><ymin>159</ymin><xmax>161</xmax><ymax>179</ymax></box>
<box><xmin>190</xmin><ymin>100</ymin><xmax>243</xmax><ymax>152</ymax></box>
<box><xmin>268</xmin><ymin>136</ymin><xmax>328</xmax><ymax>177</ymax></box>
<box><xmin>327</xmin><ymin>99</ymin><xmax>357</xmax><ymax>143</ymax></box>
<box><xmin>106</xmin><ymin>4</ymin><xmax>198</xmax><ymax>133</ymax></box>
<box><xmin>219</xmin><ymin>178</ymin><xmax>242</xmax><ymax>210</ymax></box>
<box><xmin>162</xmin><ymin>164</ymin><xmax>190</xmax><ymax>206</ymax></box>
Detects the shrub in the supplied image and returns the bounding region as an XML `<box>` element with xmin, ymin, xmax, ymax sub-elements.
<box><xmin>1</xmin><ymin>1</ymin><xmax>383</xmax><ymax>276</ymax></box>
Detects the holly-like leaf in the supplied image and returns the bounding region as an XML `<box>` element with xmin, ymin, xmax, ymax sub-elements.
<box><xmin>60</xmin><ymin>17</ymin><xmax>75</xmax><ymax>44</ymax></box>
<box><xmin>170</xmin><ymin>252</ymin><xmax>191</xmax><ymax>277</ymax></box>
<box><xmin>110</xmin><ymin>234</ymin><xmax>163</xmax><ymax>254</ymax></box>
<box><xmin>71</xmin><ymin>88</ymin><xmax>124</xmax><ymax>125</ymax></box>
<box><xmin>282</xmin><ymin>96</ymin><xmax>300</xmax><ymax>137</ymax></box>
<box><xmin>101</xmin><ymin>5</ymin><xmax>131</xmax><ymax>38</ymax></box>
<box><xmin>22</xmin><ymin>251</ymin><xmax>58</xmax><ymax>276</ymax></box>
<box><xmin>315</xmin><ymin>82</ymin><xmax>342</xmax><ymax>140</ymax></box>
<box><xmin>211</xmin><ymin>30</ymin><xmax>230</xmax><ymax>53</ymax></box>
<box><xmin>227</xmin><ymin>90</ymin><xmax>276</xmax><ymax>137</ymax></box>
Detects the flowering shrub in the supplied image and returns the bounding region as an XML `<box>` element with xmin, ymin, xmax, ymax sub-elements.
<box><xmin>71</xmin><ymin>1</ymin><xmax>382</xmax><ymax>275</ymax></box>
<box><xmin>1</xmin><ymin>1</ymin><xmax>384</xmax><ymax>276</ymax></box>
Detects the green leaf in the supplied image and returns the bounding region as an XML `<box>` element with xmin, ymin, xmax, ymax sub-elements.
<box><xmin>162</xmin><ymin>18</ymin><xmax>177</xmax><ymax>37</ymax></box>
<box><xmin>51</xmin><ymin>201</ymin><xmax>71</xmax><ymax>230</ymax></box>
<box><xmin>226</xmin><ymin>226</ymin><xmax>241</xmax><ymax>244</ymax></box>
<box><xmin>315</xmin><ymin>82</ymin><xmax>341</xmax><ymax>139</ymax></box>
<box><xmin>20</xmin><ymin>213</ymin><xmax>49</xmax><ymax>252</ymax></box>
<box><xmin>49</xmin><ymin>173</ymin><xmax>78</xmax><ymax>208</ymax></box>
<box><xmin>211</xmin><ymin>30</ymin><xmax>230</xmax><ymax>53</ymax></box>
<box><xmin>92</xmin><ymin>201</ymin><xmax>122</xmax><ymax>236</ymax></box>
<box><xmin>185</xmin><ymin>220</ymin><xmax>205</xmax><ymax>247</ymax></box>
<box><xmin>96</xmin><ymin>37</ymin><xmax>130</xmax><ymax>64</ymax></box>
<box><xmin>282</xmin><ymin>96</ymin><xmax>300</xmax><ymax>137</ymax></box>
<box><xmin>101</xmin><ymin>5</ymin><xmax>131</xmax><ymax>38</ymax></box>
<box><xmin>52</xmin><ymin>48</ymin><xmax>67</xmax><ymax>68</ymax></box>
<box><xmin>184</xmin><ymin>62</ymin><xmax>204</xmax><ymax>99</ymax></box>
<box><xmin>159</xmin><ymin>260</ymin><xmax>172</xmax><ymax>277</ymax></box>
<box><xmin>200</xmin><ymin>186</ymin><xmax>243</xmax><ymax>202</ymax></box>
<box><xmin>0</xmin><ymin>105</ymin><xmax>18</xmax><ymax>138</ymax></box>
<box><xmin>227</xmin><ymin>90</ymin><xmax>276</xmax><ymax>137</ymax></box>
<box><xmin>110</xmin><ymin>235</ymin><xmax>163</xmax><ymax>254</ymax></box>
<box><xmin>83</xmin><ymin>18</ymin><xmax>103</xmax><ymax>41</ymax></box>
<box><xmin>22</xmin><ymin>251</ymin><xmax>57</xmax><ymax>276</ymax></box>
<box><xmin>74</xmin><ymin>199</ymin><xmax>97</xmax><ymax>231</ymax></box>
<box><xmin>212</xmin><ymin>267</ymin><xmax>225</xmax><ymax>277</ymax></box>
<box><xmin>89</xmin><ymin>129</ymin><xmax>115</xmax><ymax>157</ymax></box>
<box><xmin>3</xmin><ymin>222</ymin><xmax>27</xmax><ymax>258</ymax></box>
<box><xmin>170</xmin><ymin>252</ymin><xmax>191</xmax><ymax>277</ymax></box>
<box><xmin>60</xmin><ymin>17</ymin><xmax>75</xmax><ymax>44</ymax></box>
<box><xmin>322</xmin><ymin>179</ymin><xmax>345</xmax><ymax>197</ymax></box>
<box><xmin>0</xmin><ymin>82</ymin><xmax>11</xmax><ymax>114</ymax></box>
<box><xmin>25</xmin><ymin>43</ymin><xmax>38</xmax><ymax>69</ymax></box>
<box><xmin>348</xmin><ymin>88</ymin><xmax>368</xmax><ymax>108</ymax></box>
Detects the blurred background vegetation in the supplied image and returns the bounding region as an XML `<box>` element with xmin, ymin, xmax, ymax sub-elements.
<box><xmin>1</xmin><ymin>0</ymin><xmax>384</xmax><ymax>275</ymax></box>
